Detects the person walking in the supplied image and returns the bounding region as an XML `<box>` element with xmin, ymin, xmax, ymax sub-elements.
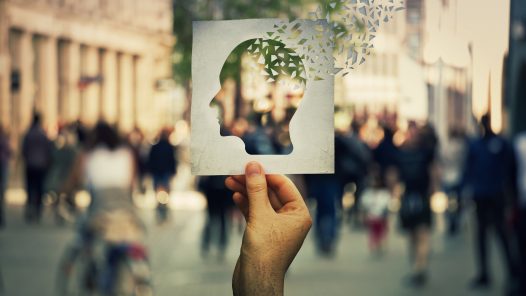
<box><xmin>373</xmin><ymin>125</ymin><xmax>399</xmax><ymax>188</ymax></box>
<box><xmin>463</xmin><ymin>114</ymin><xmax>517</xmax><ymax>290</ymax></box>
<box><xmin>440</xmin><ymin>128</ymin><xmax>468</xmax><ymax>235</ymax></box>
<box><xmin>361</xmin><ymin>165</ymin><xmax>391</xmax><ymax>254</ymax></box>
<box><xmin>396</xmin><ymin>121</ymin><xmax>438</xmax><ymax>287</ymax></box>
<box><xmin>306</xmin><ymin>173</ymin><xmax>340</xmax><ymax>256</ymax></box>
<box><xmin>22</xmin><ymin>113</ymin><xmax>53</xmax><ymax>222</ymax></box>
<box><xmin>127</xmin><ymin>126</ymin><xmax>148</xmax><ymax>194</ymax></box>
<box><xmin>148</xmin><ymin>128</ymin><xmax>177</xmax><ymax>222</ymax></box>
<box><xmin>148</xmin><ymin>128</ymin><xmax>177</xmax><ymax>192</ymax></box>
<box><xmin>0</xmin><ymin>126</ymin><xmax>11</xmax><ymax>227</ymax></box>
<box><xmin>337</xmin><ymin>121</ymin><xmax>371</xmax><ymax>226</ymax></box>
<box><xmin>513</xmin><ymin>130</ymin><xmax>526</xmax><ymax>295</ymax></box>
<box><xmin>198</xmin><ymin>176</ymin><xmax>232</xmax><ymax>260</ymax></box>
<box><xmin>59</xmin><ymin>122</ymin><xmax>148</xmax><ymax>294</ymax></box>
<box><xmin>45</xmin><ymin>125</ymin><xmax>80</xmax><ymax>224</ymax></box>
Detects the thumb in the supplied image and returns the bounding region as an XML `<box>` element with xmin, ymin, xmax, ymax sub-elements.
<box><xmin>245</xmin><ymin>161</ymin><xmax>272</xmax><ymax>218</ymax></box>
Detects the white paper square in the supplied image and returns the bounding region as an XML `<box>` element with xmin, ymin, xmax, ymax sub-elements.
<box><xmin>191</xmin><ymin>19</ymin><xmax>334</xmax><ymax>175</ymax></box>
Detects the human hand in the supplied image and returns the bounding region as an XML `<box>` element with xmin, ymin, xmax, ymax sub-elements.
<box><xmin>225</xmin><ymin>162</ymin><xmax>312</xmax><ymax>296</ymax></box>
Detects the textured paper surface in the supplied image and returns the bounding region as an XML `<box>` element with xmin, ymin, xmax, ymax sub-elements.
<box><xmin>191</xmin><ymin>19</ymin><xmax>334</xmax><ymax>175</ymax></box>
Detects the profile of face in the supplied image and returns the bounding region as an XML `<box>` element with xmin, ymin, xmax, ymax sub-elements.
<box><xmin>210</xmin><ymin>38</ymin><xmax>307</xmax><ymax>155</ymax></box>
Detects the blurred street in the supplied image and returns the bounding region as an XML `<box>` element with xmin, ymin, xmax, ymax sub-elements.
<box><xmin>1</xmin><ymin>0</ymin><xmax>525</xmax><ymax>295</ymax></box>
<box><xmin>1</xmin><ymin>200</ymin><xmax>505</xmax><ymax>296</ymax></box>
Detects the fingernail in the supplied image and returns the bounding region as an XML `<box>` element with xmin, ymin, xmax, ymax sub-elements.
<box><xmin>246</xmin><ymin>161</ymin><xmax>261</xmax><ymax>177</ymax></box>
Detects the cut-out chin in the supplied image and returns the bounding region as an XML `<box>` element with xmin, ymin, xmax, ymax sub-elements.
<box><xmin>243</xmin><ymin>144</ymin><xmax>294</xmax><ymax>156</ymax></box>
<box><xmin>219</xmin><ymin>126</ymin><xmax>230</xmax><ymax>137</ymax></box>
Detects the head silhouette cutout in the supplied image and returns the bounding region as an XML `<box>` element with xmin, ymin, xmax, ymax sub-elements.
<box><xmin>210</xmin><ymin>38</ymin><xmax>307</xmax><ymax>155</ymax></box>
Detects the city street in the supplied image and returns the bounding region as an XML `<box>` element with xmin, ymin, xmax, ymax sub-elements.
<box><xmin>0</xmin><ymin>1</ymin><xmax>522</xmax><ymax>296</ymax></box>
<box><xmin>0</xmin><ymin>197</ymin><xmax>506</xmax><ymax>296</ymax></box>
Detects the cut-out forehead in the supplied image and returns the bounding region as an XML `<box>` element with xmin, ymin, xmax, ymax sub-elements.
<box><xmin>220</xmin><ymin>38</ymin><xmax>307</xmax><ymax>87</ymax></box>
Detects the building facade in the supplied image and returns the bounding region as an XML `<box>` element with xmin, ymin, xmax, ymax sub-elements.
<box><xmin>338</xmin><ymin>1</ymin><xmax>430</xmax><ymax>124</ymax></box>
<box><xmin>337</xmin><ymin>0</ymin><xmax>510</xmax><ymax>148</ymax></box>
<box><xmin>0</xmin><ymin>0</ymin><xmax>174</xmax><ymax>142</ymax></box>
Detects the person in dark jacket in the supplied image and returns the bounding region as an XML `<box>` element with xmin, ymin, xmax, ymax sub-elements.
<box><xmin>335</xmin><ymin>122</ymin><xmax>371</xmax><ymax>226</ymax></box>
<box><xmin>305</xmin><ymin>173</ymin><xmax>341</xmax><ymax>256</ymax></box>
<box><xmin>463</xmin><ymin>114</ymin><xmax>517</xmax><ymax>290</ymax></box>
<box><xmin>0</xmin><ymin>125</ymin><xmax>11</xmax><ymax>227</ymax></box>
<box><xmin>148</xmin><ymin>128</ymin><xmax>177</xmax><ymax>192</ymax></box>
<box><xmin>373</xmin><ymin>125</ymin><xmax>399</xmax><ymax>185</ymax></box>
<box><xmin>513</xmin><ymin>131</ymin><xmax>526</xmax><ymax>295</ymax></box>
<box><xmin>396</xmin><ymin>121</ymin><xmax>437</xmax><ymax>287</ymax></box>
<box><xmin>148</xmin><ymin>128</ymin><xmax>177</xmax><ymax>222</ymax></box>
<box><xmin>22</xmin><ymin>113</ymin><xmax>53</xmax><ymax>222</ymax></box>
<box><xmin>45</xmin><ymin>125</ymin><xmax>79</xmax><ymax>224</ymax></box>
<box><xmin>198</xmin><ymin>176</ymin><xmax>232</xmax><ymax>260</ymax></box>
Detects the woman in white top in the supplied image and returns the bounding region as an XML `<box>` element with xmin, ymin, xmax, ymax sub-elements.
<box><xmin>59</xmin><ymin>122</ymin><xmax>149</xmax><ymax>295</ymax></box>
<box><xmin>67</xmin><ymin>122</ymin><xmax>142</xmax><ymax>242</ymax></box>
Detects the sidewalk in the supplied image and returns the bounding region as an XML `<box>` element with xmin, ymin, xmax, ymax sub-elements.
<box><xmin>0</xmin><ymin>204</ymin><xmax>505</xmax><ymax>296</ymax></box>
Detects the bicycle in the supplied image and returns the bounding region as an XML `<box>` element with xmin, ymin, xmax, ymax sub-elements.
<box><xmin>57</xmin><ymin>210</ymin><xmax>153</xmax><ymax>295</ymax></box>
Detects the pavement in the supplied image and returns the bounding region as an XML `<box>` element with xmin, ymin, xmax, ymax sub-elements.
<box><xmin>0</xmin><ymin>199</ymin><xmax>508</xmax><ymax>296</ymax></box>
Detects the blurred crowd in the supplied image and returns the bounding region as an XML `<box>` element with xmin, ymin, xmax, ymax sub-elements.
<box><xmin>0</xmin><ymin>109</ymin><xmax>525</xmax><ymax>295</ymax></box>
<box><xmin>304</xmin><ymin>111</ymin><xmax>526</xmax><ymax>295</ymax></box>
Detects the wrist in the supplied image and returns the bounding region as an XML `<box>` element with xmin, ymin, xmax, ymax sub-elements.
<box><xmin>240</xmin><ymin>246</ymin><xmax>288</xmax><ymax>277</ymax></box>
<box><xmin>234</xmin><ymin>255</ymin><xmax>285</xmax><ymax>296</ymax></box>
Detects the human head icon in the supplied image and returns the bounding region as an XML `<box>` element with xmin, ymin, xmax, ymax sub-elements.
<box><xmin>210</xmin><ymin>38</ymin><xmax>307</xmax><ymax>155</ymax></box>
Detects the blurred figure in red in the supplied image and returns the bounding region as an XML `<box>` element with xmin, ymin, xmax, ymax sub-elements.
<box><xmin>22</xmin><ymin>113</ymin><xmax>53</xmax><ymax>222</ymax></box>
<box><xmin>462</xmin><ymin>114</ymin><xmax>517</xmax><ymax>291</ymax></box>
<box><xmin>0</xmin><ymin>125</ymin><xmax>11</xmax><ymax>227</ymax></box>
<box><xmin>361</xmin><ymin>165</ymin><xmax>391</xmax><ymax>255</ymax></box>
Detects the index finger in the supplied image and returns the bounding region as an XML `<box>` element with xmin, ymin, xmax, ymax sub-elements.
<box><xmin>266</xmin><ymin>175</ymin><xmax>305</xmax><ymax>205</ymax></box>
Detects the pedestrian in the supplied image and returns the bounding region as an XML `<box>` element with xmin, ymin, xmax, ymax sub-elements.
<box><xmin>198</xmin><ymin>176</ymin><xmax>232</xmax><ymax>261</ymax></box>
<box><xmin>148</xmin><ymin>128</ymin><xmax>177</xmax><ymax>222</ymax></box>
<box><xmin>127</xmin><ymin>126</ymin><xmax>148</xmax><ymax>194</ymax></box>
<box><xmin>45</xmin><ymin>125</ymin><xmax>79</xmax><ymax>224</ymax></box>
<box><xmin>148</xmin><ymin>128</ymin><xmax>177</xmax><ymax>192</ymax></box>
<box><xmin>336</xmin><ymin>121</ymin><xmax>371</xmax><ymax>226</ymax></box>
<box><xmin>0</xmin><ymin>125</ymin><xmax>11</xmax><ymax>227</ymax></box>
<box><xmin>373</xmin><ymin>125</ymin><xmax>399</xmax><ymax>189</ymax></box>
<box><xmin>59</xmin><ymin>121</ymin><xmax>146</xmax><ymax>294</ymax></box>
<box><xmin>361</xmin><ymin>165</ymin><xmax>391</xmax><ymax>254</ymax></box>
<box><xmin>77</xmin><ymin>121</ymin><xmax>140</xmax><ymax>230</ymax></box>
<box><xmin>513</xmin><ymin>130</ymin><xmax>526</xmax><ymax>295</ymax></box>
<box><xmin>306</xmin><ymin>173</ymin><xmax>340</xmax><ymax>256</ymax></box>
<box><xmin>440</xmin><ymin>128</ymin><xmax>468</xmax><ymax>235</ymax></box>
<box><xmin>396</xmin><ymin>121</ymin><xmax>437</xmax><ymax>287</ymax></box>
<box><xmin>463</xmin><ymin>114</ymin><xmax>517</xmax><ymax>290</ymax></box>
<box><xmin>22</xmin><ymin>113</ymin><xmax>53</xmax><ymax>222</ymax></box>
<box><xmin>73</xmin><ymin>119</ymin><xmax>88</xmax><ymax>148</ymax></box>
<box><xmin>242</xmin><ymin>113</ymin><xmax>276</xmax><ymax>155</ymax></box>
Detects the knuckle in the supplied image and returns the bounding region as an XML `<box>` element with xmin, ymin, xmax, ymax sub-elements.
<box><xmin>305</xmin><ymin>216</ymin><xmax>313</xmax><ymax>228</ymax></box>
<box><xmin>300</xmin><ymin>213</ymin><xmax>313</xmax><ymax>229</ymax></box>
<box><xmin>247</xmin><ymin>181</ymin><xmax>266</xmax><ymax>194</ymax></box>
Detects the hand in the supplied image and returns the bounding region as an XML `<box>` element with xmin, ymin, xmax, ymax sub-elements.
<box><xmin>225</xmin><ymin>162</ymin><xmax>312</xmax><ymax>296</ymax></box>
